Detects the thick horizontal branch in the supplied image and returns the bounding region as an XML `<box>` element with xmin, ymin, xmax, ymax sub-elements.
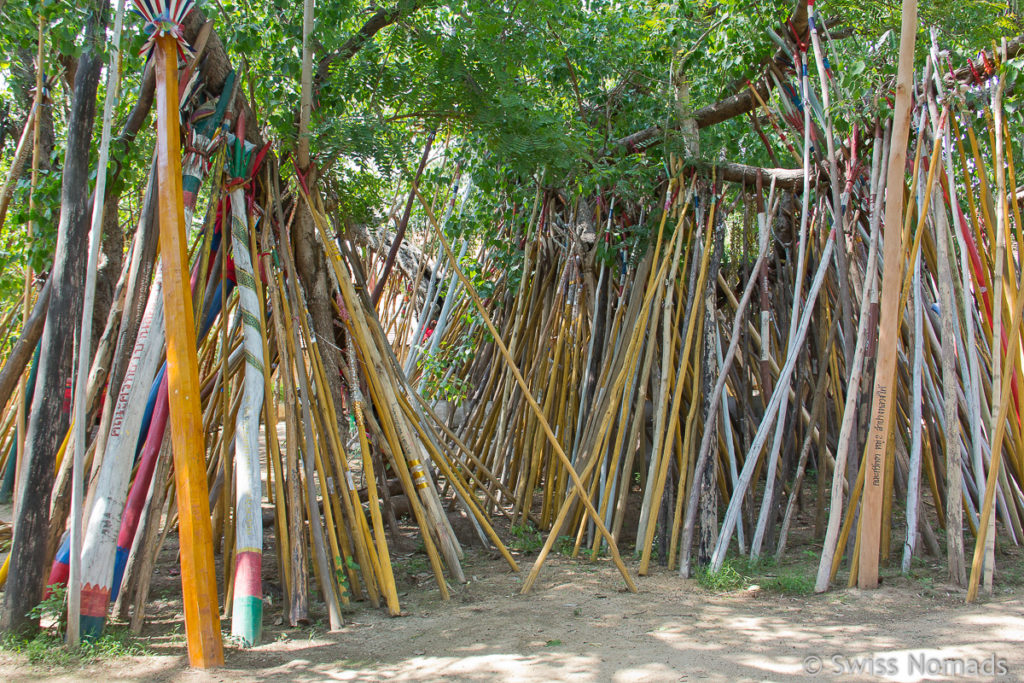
<box><xmin>614</xmin><ymin>81</ymin><xmax>775</xmax><ymax>153</ymax></box>
<box><xmin>944</xmin><ymin>34</ymin><xmax>1024</xmax><ymax>89</ymax></box>
<box><xmin>684</xmin><ymin>159</ymin><xmax>809</xmax><ymax>190</ymax></box>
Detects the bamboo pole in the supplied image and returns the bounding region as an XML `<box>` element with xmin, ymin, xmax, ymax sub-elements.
<box><xmin>414</xmin><ymin>191</ymin><xmax>638</xmax><ymax>593</ymax></box>
<box><xmin>968</xmin><ymin>62</ymin><xmax>1013</xmax><ymax>603</ymax></box>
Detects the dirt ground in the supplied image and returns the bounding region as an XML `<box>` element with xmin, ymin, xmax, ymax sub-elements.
<box><xmin>1</xmin><ymin>543</ymin><xmax>1023</xmax><ymax>683</ymax></box>
<box><xmin>2</xmin><ymin>423</ymin><xmax>1022</xmax><ymax>682</ymax></box>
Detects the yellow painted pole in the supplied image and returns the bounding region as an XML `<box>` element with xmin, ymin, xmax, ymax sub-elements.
<box><xmin>153</xmin><ymin>33</ymin><xmax>224</xmax><ymax>668</ymax></box>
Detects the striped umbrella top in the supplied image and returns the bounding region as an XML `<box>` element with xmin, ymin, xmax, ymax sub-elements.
<box><xmin>131</xmin><ymin>0</ymin><xmax>196</xmax><ymax>60</ymax></box>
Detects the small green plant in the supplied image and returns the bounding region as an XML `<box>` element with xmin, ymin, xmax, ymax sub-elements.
<box><xmin>545</xmin><ymin>639</ymin><xmax>562</xmax><ymax>647</ymax></box>
<box><xmin>404</xmin><ymin>556</ymin><xmax>429</xmax><ymax>574</ymax></box>
<box><xmin>746</xmin><ymin>555</ymin><xmax>778</xmax><ymax>573</ymax></box>
<box><xmin>556</xmin><ymin>535</ymin><xmax>577</xmax><ymax>556</ymax></box>
<box><xmin>509</xmin><ymin>524</ymin><xmax>544</xmax><ymax>553</ymax></box>
<box><xmin>28</xmin><ymin>584</ymin><xmax>68</xmax><ymax>630</ymax></box>
<box><xmin>696</xmin><ymin>561</ymin><xmax>747</xmax><ymax>592</ymax></box>
<box><xmin>335</xmin><ymin>555</ymin><xmax>362</xmax><ymax>596</ymax></box>
<box><xmin>416</xmin><ymin>335</ymin><xmax>477</xmax><ymax>403</ymax></box>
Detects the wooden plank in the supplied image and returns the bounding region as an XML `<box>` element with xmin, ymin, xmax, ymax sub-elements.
<box><xmin>857</xmin><ymin>0</ymin><xmax>917</xmax><ymax>589</ymax></box>
<box><xmin>153</xmin><ymin>34</ymin><xmax>224</xmax><ymax>668</ymax></box>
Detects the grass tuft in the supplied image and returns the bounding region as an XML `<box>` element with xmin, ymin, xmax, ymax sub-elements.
<box><xmin>1</xmin><ymin>627</ymin><xmax>151</xmax><ymax>667</ymax></box>
<box><xmin>696</xmin><ymin>560</ymin><xmax>747</xmax><ymax>592</ymax></box>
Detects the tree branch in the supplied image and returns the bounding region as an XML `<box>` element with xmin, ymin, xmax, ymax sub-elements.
<box><xmin>943</xmin><ymin>34</ymin><xmax>1024</xmax><ymax>89</ymax></box>
<box><xmin>609</xmin><ymin>0</ymin><xmax>809</xmax><ymax>154</ymax></box>
<box><xmin>313</xmin><ymin>0</ymin><xmax>428</xmax><ymax>92</ymax></box>
<box><xmin>684</xmin><ymin>159</ymin><xmax>810</xmax><ymax>190</ymax></box>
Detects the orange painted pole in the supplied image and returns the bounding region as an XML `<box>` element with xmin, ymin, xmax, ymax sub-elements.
<box><xmin>153</xmin><ymin>33</ymin><xmax>224</xmax><ymax>668</ymax></box>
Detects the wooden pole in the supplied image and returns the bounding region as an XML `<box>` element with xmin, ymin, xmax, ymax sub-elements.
<box><xmin>968</xmin><ymin>57</ymin><xmax>1011</xmax><ymax>603</ymax></box>
<box><xmin>153</xmin><ymin>33</ymin><xmax>224</xmax><ymax>668</ymax></box>
<box><xmin>857</xmin><ymin>0</ymin><xmax>917</xmax><ymax>589</ymax></box>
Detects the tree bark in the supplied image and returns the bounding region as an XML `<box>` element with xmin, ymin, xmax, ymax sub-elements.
<box><xmin>697</xmin><ymin>203</ymin><xmax>725</xmax><ymax>567</ymax></box>
<box><xmin>1</xmin><ymin>3</ymin><xmax>106</xmax><ymax>635</ymax></box>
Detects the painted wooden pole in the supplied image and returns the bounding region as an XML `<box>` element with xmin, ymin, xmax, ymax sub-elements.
<box><xmin>857</xmin><ymin>0</ymin><xmax>917</xmax><ymax>589</ymax></box>
<box><xmin>78</xmin><ymin>275</ymin><xmax>164</xmax><ymax>639</ymax></box>
<box><xmin>153</xmin><ymin>29</ymin><xmax>224</xmax><ymax>667</ymax></box>
<box><xmin>227</xmin><ymin>136</ymin><xmax>266</xmax><ymax>646</ymax></box>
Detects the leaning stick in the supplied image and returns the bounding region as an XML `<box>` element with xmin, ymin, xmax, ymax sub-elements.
<box><xmin>227</xmin><ymin>171</ymin><xmax>266</xmax><ymax>645</ymax></box>
<box><xmin>150</xmin><ymin>22</ymin><xmax>224</xmax><ymax>665</ymax></box>
<box><xmin>637</xmin><ymin>200</ymin><xmax>694</xmax><ymax>573</ymax></box>
<box><xmin>902</xmin><ymin>225</ymin><xmax>925</xmax><ymax>572</ymax></box>
<box><xmin>929</xmin><ymin>39</ymin><xmax>968</xmax><ymax>585</ymax></box>
<box><xmin>710</xmin><ymin>232</ymin><xmax>836</xmax><ymax>573</ymax></box>
<box><xmin>968</xmin><ymin>66</ymin><xmax>1013</xmax><ymax>603</ymax></box>
<box><xmin>276</xmin><ymin>274</ymin><xmax>344</xmax><ymax>629</ymax></box>
<box><xmin>857</xmin><ymin>0</ymin><xmax>917</xmax><ymax>589</ymax></box>
<box><xmin>416</xmin><ymin>192</ymin><xmax>638</xmax><ymax>593</ymax></box>
<box><xmin>984</xmin><ymin>65</ymin><xmax>1007</xmax><ymax>593</ymax></box>
<box><xmin>814</xmin><ymin>118</ymin><xmax>887</xmax><ymax>590</ymax></box>
<box><xmin>776</xmin><ymin>320</ymin><xmax>838</xmax><ymax>559</ymax></box>
<box><xmin>347</xmin><ymin>337</ymin><xmax>401</xmax><ymax>615</ymax></box>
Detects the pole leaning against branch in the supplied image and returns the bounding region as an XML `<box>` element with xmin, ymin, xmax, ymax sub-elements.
<box><xmin>133</xmin><ymin>0</ymin><xmax>224</xmax><ymax>667</ymax></box>
<box><xmin>857</xmin><ymin>0</ymin><xmax>917</xmax><ymax>589</ymax></box>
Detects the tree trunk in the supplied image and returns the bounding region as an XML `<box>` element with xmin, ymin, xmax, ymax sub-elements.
<box><xmin>697</xmin><ymin>202</ymin><xmax>725</xmax><ymax>567</ymax></box>
<box><xmin>1</xmin><ymin>3</ymin><xmax>106</xmax><ymax>635</ymax></box>
<box><xmin>294</xmin><ymin>196</ymin><xmax>349</xmax><ymax>435</ymax></box>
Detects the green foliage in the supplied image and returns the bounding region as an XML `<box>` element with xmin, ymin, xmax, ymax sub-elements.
<box><xmin>2</xmin><ymin>589</ymin><xmax>150</xmax><ymax>667</ymax></box>
<box><xmin>334</xmin><ymin>555</ymin><xmax>359</xmax><ymax>597</ymax></box>
<box><xmin>6</xmin><ymin>163</ymin><xmax>60</xmax><ymax>269</ymax></box>
<box><xmin>416</xmin><ymin>322</ymin><xmax>477</xmax><ymax>403</ymax></box>
<box><xmin>508</xmin><ymin>523</ymin><xmax>545</xmax><ymax>554</ymax></box>
<box><xmin>27</xmin><ymin>584</ymin><xmax>66</xmax><ymax>628</ymax></box>
<box><xmin>416</xmin><ymin>351</ymin><xmax>471</xmax><ymax>402</ymax></box>
<box><xmin>0</xmin><ymin>0</ymin><xmax>1020</xmax><ymax>319</ymax></box>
